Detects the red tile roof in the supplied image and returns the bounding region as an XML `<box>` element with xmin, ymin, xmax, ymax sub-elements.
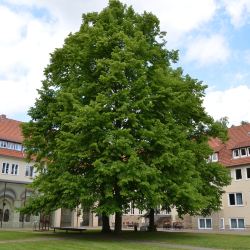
<box><xmin>210</xmin><ymin>124</ymin><xmax>250</xmax><ymax>167</ymax></box>
<box><xmin>0</xmin><ymin>115</ymin><xmax>24</xmax><ymax>159</ymax></box>
<box><xmin>0</xmin><ymin>115</ymin><xmax>23</xmax><ymax>143</ymax></box>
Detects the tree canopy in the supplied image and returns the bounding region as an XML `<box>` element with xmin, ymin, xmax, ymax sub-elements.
<box><xmin>22</xmin><ymin>0</ymin><xmax>231</xmax><ymax>232</ymax></box>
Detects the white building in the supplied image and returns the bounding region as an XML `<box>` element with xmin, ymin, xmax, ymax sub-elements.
<box><xmin>0</xmin><ymin>114</ymin><xmax>39</xmax><ymax>228</ymax></box>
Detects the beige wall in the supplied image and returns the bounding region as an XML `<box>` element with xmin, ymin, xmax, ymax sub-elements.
<box><xmin>222</xmin><ymin>165</ymin><xmax>250</xmax><ymax>230</ymax></box>
<box><xmin>0</xmin><ymin>155</ymin><xmax>34</xmax><ymax>183</ymax></box>
<box><xmin>187</xmin><ymin>164</ymin><xmax>250</xmax><ymax>231</ymax></box>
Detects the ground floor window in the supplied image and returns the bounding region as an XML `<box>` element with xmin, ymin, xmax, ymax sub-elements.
<box><xmin>220</xmin><ymin>218</ymin><xmax>225</xmax><ymax>229</ymax></box>
<box><xmin>3</xmin><ymin>209</ymin><xmax>9</xmax><ymax>222</ymax></box>
<box><xmin>230</xmin><ymin>218</ymin><xmax>245</xmax><ymax>229</ymax></box>
<box><xmin>198</xmin><ymin>218</ymin><xmax>212</xmax><ymax>229</ymax></box>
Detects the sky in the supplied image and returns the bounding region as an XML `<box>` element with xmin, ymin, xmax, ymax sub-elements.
<box><xmin>0</xmin><ymin>0</ymin><xmax>250</xmax><ymax>125</ymax></box>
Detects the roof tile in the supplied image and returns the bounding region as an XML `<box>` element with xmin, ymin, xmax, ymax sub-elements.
<box><xmin>210</xmin><ymin>124</ymin><xmax>250</xmax><ymax>167</ymax></box>
<box><xmin>0</xmin><ymin>115</ymin><xmax>23</xmax><ymax>143</ymax></box>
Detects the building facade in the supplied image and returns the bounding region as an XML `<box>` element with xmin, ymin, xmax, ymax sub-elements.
<box><xmin>190</xmin><ymin>124</ymin><xmax>250</xmax><ymax>231</ymax></box>
<box><xmin>0</xmin><ymin>114</ymin><xmax>39</xmax><ymax>228</ymax></box>
<box><xmin>2</xmin><ymin>114</ymin><xmax>250</xmax><ymax>230</ymax></box>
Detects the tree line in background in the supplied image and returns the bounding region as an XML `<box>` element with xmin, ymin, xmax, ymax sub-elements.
<box><xmin>21</xmin><ymin>0</ymin><xmax>231</xmax><ymax>233</ymax></box>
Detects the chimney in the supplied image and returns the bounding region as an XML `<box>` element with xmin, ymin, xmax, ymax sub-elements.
<box><xmin>0</xmin><ymin>114</ymin><xmax>7</xmax><ymax>119</ymax></box>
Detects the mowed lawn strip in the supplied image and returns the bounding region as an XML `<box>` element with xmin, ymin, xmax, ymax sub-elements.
<box><xmin>0</xmin><ymin>230</ymin><xmax>250</xmax><ymax>249</ymax></box>
<box><xmin>0</xmin><ymin>240</ymin><xmax>187</xmax><ymax>250</ymax></box>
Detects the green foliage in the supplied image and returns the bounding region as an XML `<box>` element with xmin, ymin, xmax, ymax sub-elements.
<box><xmin>22</xmin><ymin>0</ymin><xmax>230</xmax><ymax>218</ymax></box>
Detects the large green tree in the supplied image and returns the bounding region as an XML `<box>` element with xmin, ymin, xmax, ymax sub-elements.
<box><xmin>22</xmin><ymin>0</ymin><xmax>230</xmax><ymax>233</ymax></box>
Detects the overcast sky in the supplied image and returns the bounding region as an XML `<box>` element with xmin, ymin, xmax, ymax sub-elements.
<box><xmin>1</xmin><ymin>0</ymin><xmax>250</xmax><ymax>125</ymax></box>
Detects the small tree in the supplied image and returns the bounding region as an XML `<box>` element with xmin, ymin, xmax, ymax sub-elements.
<box><xmin>22</xmin><ymin>0</ymin><xmax>230</xmax><ymax>233</ymax></box>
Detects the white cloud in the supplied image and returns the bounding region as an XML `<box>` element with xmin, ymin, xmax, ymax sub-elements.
<box><xmin>184</xmin><ymin>34</ymin><xmax>231</xmax><ymax>66</ymax></box>
<box><xmin>0</xmin><ymin>0</ymin><xmax>221</xmax><ymax>120</ymax></box>
<box><xmin>204</xmin><ymin>85</ymin><xmax>250</xmax><ymax>125</ymax></box>
<box><xmin>124</xmin><ymin>0</ymin><xmax>217</xmax><ymax>31</ymax></box>
<box><xmin>0</xmin><ymin>79</ymin><xmax>36</xmax><ymax>115</ymax></box>
<box><xmin>122</xmin><ymin>0</ymin><xmax>218</xmax><ymax>47</ymax></box>
<box><xmin>223</xmin><ymin>0</ymin><xmax>250</xmax><ymax>28</ymax></box>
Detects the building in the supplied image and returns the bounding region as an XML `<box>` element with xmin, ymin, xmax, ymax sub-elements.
<box><xmin>0</xmin><ymin>114</ymin><xmax>180</xmax><ymax>229</ymax></box>
<box><xmin>3</xmin><ymin>114</ymin><xmax>250</xmax><ymax>230</ymax></box>
<box><xmin>190</xmin><ymin>123</ymin><xmax>250</xmax><ymax>230</ymax></box>
<box><xmin>0</xmin><ymin>114</ymin><xmax>39</xmax><ymax>228</ymax></box>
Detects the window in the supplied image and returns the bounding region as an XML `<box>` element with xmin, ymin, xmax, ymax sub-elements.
<box><xmin>11</xmin><ymin>164</ymin><xmax>18</xmax><ymax>175</ymax></box>
<box><xmin>15</xmin><ymin>144</ymin><xmax>22</xmax><ymax>151</ymax></box>
<box><xmin>220</xmin><ymin>218</ymin><xmax>225</xmax><ymax>229</ymax></box>
<box><xmin>25</xmin><ymin>166</ymin><xmax>34</xmax><ymax>177</ymax></box>
<box><xmin>19</xmin><ymin>213</ymin><xmax>24</xmax><ymax>222</ymax></box>
<box><xmin>233</xmin><ymin>147</ymin><xmax>250</xmax><ymax>159</ymax></box>
<box><xmin>235</xmin><ymin>169</ymin><xmax>242</xmax><ymax>180</ymax></box>
<box><xmin>247</xmin><ymin>168</ymin><xmax>250</xmax><ymax>179</ymax></box>
<box><xmin>233</xmin><ymin>149</ymin><xmax>240</xmax><ymax>158</ymax></box>
<box><xmin>211</xmin><ymin>153</ymin><xmax>218</xmax><ymax>162</ymax></box>
<box><xmin>2</xmin><ymin>163</ymin><xmax>9</xmax><ymax>174</ymax></box>
<box><xmin>3</xmin><ymin>209</ymin><xmax>9</xmax><ymax>222</ymax></box>
<box><xmin>229</xmin><ymin>193</ymin><xmax>243</xmax><ymax>206</ymax></box>
<box><xmin>25</xmin><ymin>214</ymin><xmax>31</xmax><ymax>222</ymax></box>
<box><xmin>207</xmin><ymin>153</ymin><xmax>218</xmax><ymax>163</ymax></box>
<box><xmin>199</xmin><ymin>218</ymin><xmax>212</xmax><ymax>229</ymax></box>
<box><xmin>0</xmin><ymin>141</ymin><xmax>22</xmax><ymax>151</ymax></box>
<box><xmin>130</xmin><ymin>202</ymin><xmax>134</xmax><ymax>215</ymax></box>
<box><xmin>0</xmin><ymin>141</ymin><xmax>7</xmax><ymax>148</ymax></box>
<box><xmin>241</xmin><ymin>148</ymin><xmax>247</xmax><ymax>157</ymax></box>
<box><xmin>230</xmin><ymin>218</ymin><xmax>245</xmax><ymax>229</ymax></box>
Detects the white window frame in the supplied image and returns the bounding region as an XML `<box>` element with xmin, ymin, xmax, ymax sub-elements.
<box><xmin>2</xmin><ymin>163</ymin><xmax>9</xmax><ymax>174</ymax></box>
<box><xmin>228</xmin><ymin>192</ymin><xmax>243</xmax><ymax>206</ymax></box>
<box><xmin>10</xmin><ymin>164</ymin><xmax>18</xmax><ymax>175</ymax></box>
<box><xmin>220</xmin><ymin>218</ymin><xmax>225</xmax><ymax>229</ymax></box>
<box><xmin>229</xmin><ymin>218</ymin><xmax>245</xmax><ymax>229</ymax></box>
<box><xmin>233</xmin><ymin>149</ymin><xmax>240</xmax><ymax>158</ymax></box>
<box><xmin>25</xmin><ymin>166</ymin><xmax>34</xmax><ymax>178</ymax></box>
<box><xmin>235</xmin><ymin>168</ymin><xmax>243</xmax><ymax>180</ymax></box>
<box><xmin>0</xmin><ymin>141</ymin><xmax>7</xmax><ymax>148</ymax></box>
<box><xmin>211</xmin><ymin>152</ymin><xmax>218</xmax><ymax>162</ymax></box>
<box><xmin>198</xmin><ymin>218</ymin><xmax>212</xmax><ymax>229</ymax></box>
<box><xmin>241</xmin><ymin>148</ymin><xmax>247</xmax><ymax>157</ymax></box>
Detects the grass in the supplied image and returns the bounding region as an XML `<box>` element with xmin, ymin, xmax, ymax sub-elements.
<box><xmin>0</xmin><ymin>240</ymin><xmax>183</xmax><ymax>250</ymax></box>
<box><xmin>0</xmin><ymin>230</ymin><xmax>250</xmax><ymax>249</ymax></box>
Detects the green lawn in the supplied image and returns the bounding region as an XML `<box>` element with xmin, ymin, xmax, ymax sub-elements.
<box><xmin>0</xmin><ymin>230</ymin><xmax>249</xmax><ymax>249</ymax></box>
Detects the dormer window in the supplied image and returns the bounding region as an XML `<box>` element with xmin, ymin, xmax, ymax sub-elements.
<box><xmin>233</xmin><ymin>149</ymin><xmax>240</xmax><ymax>158</ymax></box>
<box><xmin>207</xmin><ymin>153</ymin><xmax>218</xmax><ymax>162</ymax></box>
<box><xmin>0</xmin><ymin>140</ymin><xmax>22</xmax><ymax>151</ymax></box>
<box><xmin>0</xmin><ymin>141</ymin><xmax>7</xmax><ymax>148</ymax></box>
<box><xmin>241</xmin><ymin>148</ymin><xmax>247</xmax><ymax>157</ymax></box>
<box><xmin>232</xmin><ymin>146</ymin><xmax>250</xmax><ymax>159</ymax></box>
<box><xmin>211</xmin><ymin>153</ymin><xmax>218</xmax><ymax>162</ymax></box>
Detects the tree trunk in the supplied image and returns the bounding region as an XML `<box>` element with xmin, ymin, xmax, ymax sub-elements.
<box><xmin>114</xmin><ymin>211</ymin><xmax>122</xmax><ymax>233</ymax></box>
<box><xmin>148</xmin><ymin>208</ymin><xmax>156</xmax><ymax>231</ymax></box>
<box><xmin>101</xmin><ymin>213</ymin><xmax>111</xmax><ymax>233</ymax></box>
